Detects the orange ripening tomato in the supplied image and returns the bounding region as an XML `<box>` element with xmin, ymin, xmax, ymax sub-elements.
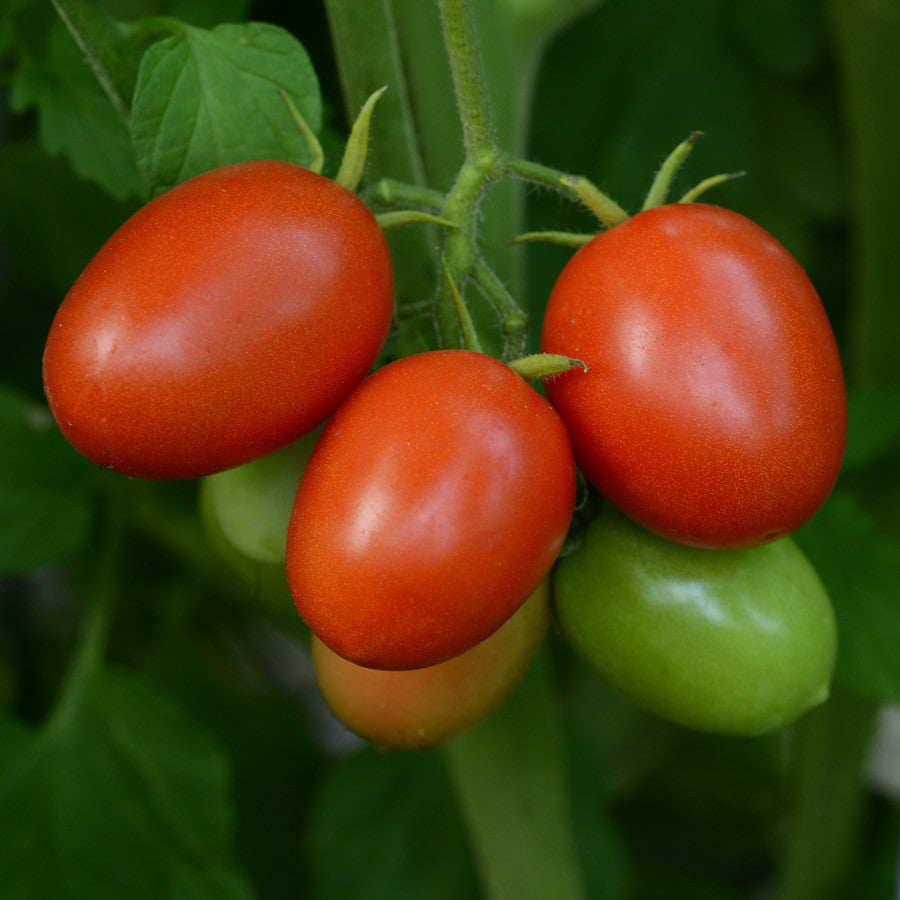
<box><xmin>312</xmin><ymin>579</ymin><xmax>551</xmax><ymax>750</ymax></box>
<box><xmin>43</xmin><ymin>160</ymin><xmax>393</xmax><ymax>479</ymax></box>
<box><xmin>541</xmin><ymin>203</ymin><xmax>846</xmax><ymax>550</ymax></box>
<box><xmin>286</xmin><ymin>349</ymin><xmax>576</xmax><ymax>670</ymax></box>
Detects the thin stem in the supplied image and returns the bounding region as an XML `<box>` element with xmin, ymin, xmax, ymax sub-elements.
<box><xmin>437</xmin><ymin>0</ymin><xmax>498</xmax><ymax>161</ymax></box>
<box><xmin>560</xmin><ymin>175</ymin><xmax>630</xmax><ymax>229</ymax></box>
<box><xmin>366</xmin><ymin>179</ymin><xmax>446</xmax><ymax>211</ymax></box>
<box><xmin>47</xmin><ymin>496</ymin><xmax>125</xmax><ymax>733</ymax></box>
<box><xmin>50</xmin><ymin>0</ymin><xmax>135</xmax><ymax>124</ymax></box>
<box><xmin>471</xmin><ymin>258</ymin><xmax>528</xmax><ymax>359</ymax></box>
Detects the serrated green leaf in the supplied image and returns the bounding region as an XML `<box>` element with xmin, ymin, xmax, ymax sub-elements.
<box><xmin>0</xmin><ymin>389</ymin><xmax>95</xmax><ymax>572</ymax></box>
<box><xmin>795</xmin><ymin>491</ymin><xmax>900</xmax><ymax>703</ymax></box>
<box><xmin>131</xmin><ymin>21</ymin><xmax>322</xmax><ymax>194</ymax></box>
<box><xmin>10</xmin><ymin>20</ymin><xmax>145</xmax><ymax>201</ymax></box>
<box><xmin>0</xmin><ymin>671</ymin><xmax>254</xmax><ymax>899</ymax></box>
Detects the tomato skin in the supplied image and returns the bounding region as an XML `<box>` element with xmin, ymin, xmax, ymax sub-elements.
<box><xmin>540</xmin><ymin>203</ymin><xmax>846</xmax><ymax>550</ymax></box>
<box><xmin>312</xmin><ymin>579</ymin><xmax>551</xmax><ymax>750</ymax></box>
<box><xmin>286</xmin><ymin>349</ymin><xmax>576</xmax><ymax>670</ymax></box>
<box><xmin>554</xmin><ymin>506</ymin><xmax>837</xmax><ymax>736</ymax></box>
<box><xmin>42</xmin><ymin>160</ymin><xmax>393</xmax><ymax>479</ymax></box>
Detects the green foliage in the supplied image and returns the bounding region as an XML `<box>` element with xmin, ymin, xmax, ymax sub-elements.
<box><xmin>1</xmin><ymin>0</ymin><xmax>898</xmax><ymax>898</ymax></box>
<box><xmin>132</xmin><ymin>21</ymin><xmax>322</xmax><ymax>194</ymax></box>
<box><xmin>11</xmin><ymin>18</ymin><xmax>144</xmax><ymax>200</ymax></box>
<box><xmin>0</xmin><ymin>671</ymin><xmax>253</xmax><ymax>898</ymax></box>
<box><xmin>308</xmin><ymin>747</ymin><xmax>480</xmax><ymax>900</ymax></box>
<box><xmin>0</xmin><ymin>388</ymin><xmax>94</xmax><ymax>572</ymax></box>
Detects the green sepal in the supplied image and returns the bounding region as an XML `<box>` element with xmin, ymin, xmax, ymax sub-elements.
<box><xmin>336</xmin><ymin>85</ymin><xmax>388</xmax><ymax>193</ymax></box>
<box><xmin>507</xmin><ymin>354</ymin><xmax>586</xmax><ymax>381</ymax></box>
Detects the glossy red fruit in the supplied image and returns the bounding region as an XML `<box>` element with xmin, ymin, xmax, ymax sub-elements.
<box><xmin>43</xmin><ymin>160</ymin><xmax>393</xmax><ymax>479</ymax></box>
<box><xmin>286</xmin><ymin>349</ymin><xmax>576</xmax><ymax>670</ymax></box>
<box><xmin>540</xmin><ymin>203</ymin><xmax>846</xmax><ymax>550</ymax></box>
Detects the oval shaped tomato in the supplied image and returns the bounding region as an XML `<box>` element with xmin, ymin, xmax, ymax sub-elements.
<box><xmin>43</xmin><ymin>160</ymin><xmax>393</xmax><ymax>479</ymax></box>
<box><xmin>540</xmin><ymin>203</ymin><xmax>846</xmax><ymax>550</ymax></box>
<box><xmin>286</xmin><ymin>349</ymin><xmax>575</xmax><ymax>670</ymax></box>
<box><xmin>554</xmin><ymin>506</ymin><xmax>837</xmax><ymax>736</ymax></box>
<box><xmin>313</xmin><ymin>578</ymin><xmax>551</xmax><ymax>750</ymax></box>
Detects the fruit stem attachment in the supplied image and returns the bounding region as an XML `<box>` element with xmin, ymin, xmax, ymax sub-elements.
<box><xmin>560</xmin><ymin>175</ymin><xmax>630</xmax><ymax>229</ymax></box>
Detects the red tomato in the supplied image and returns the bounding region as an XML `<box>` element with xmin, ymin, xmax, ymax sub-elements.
<box><xmin>540</xmin><ymin>203</ymin><xmax>846</xmax><ymax>550</ymax></box>
<box><xmin>42</xmin><ymin>160</ymin><xmax>393</xmax><ymax>479</ymax></box>
<box><xmin>285</xmin><ymin>349</ymin><xmax>575</xmax><ymax>670</ymax></box>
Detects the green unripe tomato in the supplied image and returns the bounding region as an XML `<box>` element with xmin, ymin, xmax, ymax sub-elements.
<box><xmin>198</xmin><ymin>477</ymin><xmax>294</xmax><ymax>615</ymax></box>
<box><xmin>312</xmin><ymin>579</ymin><xmax>551</xmax><ymax>750</ymax></box>
<box><xmin>554</xmin><ymin>507</ymin><xmax>837</xmax><ymax>736</ymax></box>
<box><xmin>204</xmin><ymin>427</ymin><xmax>321</xmax><ymax>565</ymax></box>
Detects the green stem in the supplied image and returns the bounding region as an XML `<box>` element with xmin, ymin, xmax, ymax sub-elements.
<box><xmin>437</xmin><ymin>0</ymin><xmax>498</xmax><ymax>161</ymax></box>
<box><xmin>775</xmin><ymin>688</ymin><xmax>879</xmax><ymax>900</ymax></box>
<box><xmin>50</xmin><ymin>0</ymin><xmax>135</xmax><ymax>125</ymax></box>
<box><xmin>471</xmin><ymin>258</ymin><xmax>528</xmax><ymax>359</ymax></box>
<box><xmin>366</xmin><ymin>179</ymin><xmax>446</xmax><ymax>211</ymax></box>
<box><xmin>443</xmin><ymin>650</ymin><xmax>586</xmax><ymax>900</ymax></box>
<box><xmin>47</xmin><ymin>496</ymin><xmax>124</xmax><ymax>733</ymax></box>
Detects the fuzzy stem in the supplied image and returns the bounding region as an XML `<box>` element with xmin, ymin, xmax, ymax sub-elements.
<box><xmin>437</xmin><ymin>0</ymin><xmax>498</xmax><ymax>161</ymax></box>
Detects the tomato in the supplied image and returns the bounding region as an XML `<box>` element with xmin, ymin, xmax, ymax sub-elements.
<box><xmin>204</xmin><ymin>426</ymin><xmax>322</xmax><ymax>565</ymax></box>
<box><xmin>312</xmin><ymin>578</ymin><xmax>551</xmax><ymax>749</ymax></box>
<box><xmin>42</xmin><ymin>160</ymin><xmax>393</xmax><ymax>480</ymax></box>
<box><xmin>286</xmin><ymin>349</ymin><xmax>576</xmax><ymax>670</ymax></box>
<box><xmin>540</xmin><ymin>203</ymin><xmax>846</xmax><ymax>550</ymax></box>
<box><xmin>554</xmin><ymin>505</ymin><xmax>837</xmax><ymax>736</ymax></box>
<box><xmin>198</xmin><ymin>476</ymin><xmax>294</xmax><ymax>618</ymax></box>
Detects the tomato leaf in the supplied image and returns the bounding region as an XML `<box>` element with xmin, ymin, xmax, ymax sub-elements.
<box><xmin>0</xmin><ymin>670</ymin><xmax>253</xmax><ymax>899</ymax></box>
<box><xmin>131</xmin><ymin>21</ymin><xmax>322</xmax><ymax>195</ymax></box>
<box><xmin>307</xmin><ymin>745</ymin><xmax>479</xmax><ymax>900</ymax></box>
<box><xmin>9</xmin><ymin>20</ymin><xmax>145</xmax><ymax>201</ymax></box>
<box><xmin>0</xmin><ymin>389</ymin><xmax>95</xmax><ymax>572</ymax></box>
<box><xmin>795</xmin><ymin>491</ymin><xmax>900</xmax><ymax>703</ymax></box>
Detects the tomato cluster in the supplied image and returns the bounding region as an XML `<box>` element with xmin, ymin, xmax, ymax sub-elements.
<box><xmin>44</xmin><ymin>163</ymin><xmax>845</xmax><ymax>745</ymax></box>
